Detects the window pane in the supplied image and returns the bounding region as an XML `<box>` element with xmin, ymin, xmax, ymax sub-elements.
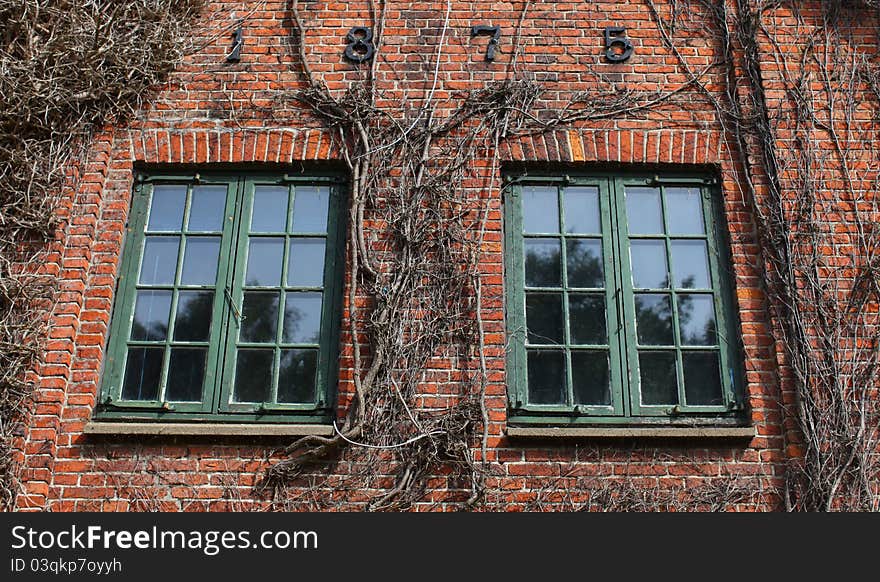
<box><xmin>524</xmin><ymin>238</ymin><xmax>561</xmax><ymax>287</ymax></box>
<box><xmin>526</xmin><ymin>293</ymin><xmax>563</xmax><ymax>344</ymax></box>
<box><xmin>148</xmin><ymin>185</ymin><xmax>186</xmax><ymax>231</ymax></box>
<box><xmin>131</xmin><ymin>290</ymin><xmax>172</xmax><ymax>341</ymax></box>
<box><xmin>292</xmin><ymin>186</ymin><xmax>330</xmax><ymax>233</ymax></box>
<box><xmin>287</xmin><ymin>238</ymin><xmax>326</xmax><ymax>287</ymax></box>
<box><xmin>278</xmin><ymin>349</ymin><xmax>318</xmax><ymax>403</ymax></box>
<box><xmin>527</xmin><ymin>350</ymin><xmax>565</xmax><ymax>404</ymax></box>
<box><xmin>251</xmin><ymin>186</ymin><xmax>288</xmax><ymax>232</ymax></box>
<box><xmin>572</xmin><ymin>351</ymin><xmax>611</xmax><ymax>405</ymax></box>
<box><xmin>665</xmin><ymin>187</ymin><xmax>705</xmax><ymax>235</ymax></box>
<box><xmin>630</xmin><ymin>240</ymin><xmax>668</xmax><ymax>289</ymax></box>
<box><xmin>188</xmin><ymin>186</ymin><xmax>226</xmax><ymax>232</ymax></box>
<box><xmin>233</xmin><ymin>349</ymin><xmax>273</xmax><ymax>402</ymax></box>
<box><xmin>683</xmin><ymin>352</ymin><xmax>723</xmax><ymax>406</ymax></box>
<box><xmin>569</xmin><ymin>294</ymin><xmax>606</xmax><ymax>345</ymax></box>
<box><xmin>173</xmin><ymin>291</ymin><xmax>214</xmax><ymax>342</ymax></box>
<box><xmin>563</xmin><ymin>186</ymin><xmax>600</xmax><ymax>234</ymax></box>
<box><xmin>283</xmin><ymin>292</ymin><xmax>323</xmax><ymax>343</ymax></box>
<box><xmin>625</xmin><ymin>187</ymin><xmax>664</xmax><ymax>234</ymax></box>
<box><xmin>671</xmin><ymin>240</ymin><xmax>711</xmax><ymax>289</ymax></box>
<box><xmin>678</xmin><ymin>294</ymin><xmax>717</xmax><ymax>346</ymax></box>
<box><xmin>121</xmin><ymin>347</ymin><xmax>163</xmax><ymax>401</ymax></box>
<box><xmin>634</xmin><ymin>293</ymin><xmax>674</xmax><ymax>345</ymax></box>
<box><xmin>240</xmin><ymin>291</ymin><xmax>279</xmax><ymax>343</ymax></box>
<box><xmin>140</xmin><ymin>236</ymin><xmax>180</xmax><ymax>285</ymax></box>
<box><xmin>165</xmin><ymin>348</ymin><xmax>206</xmax><ymax>402</ymax></box>
<box><xmin>180</xmin><ymin>237</ymin><xmax>220</xmax><ymax>285</ymax></box>
<box><xmin>522</xmin><ymin>186</ymin><xmax>559</xmax><ymax>233</ymax></box>
<box><xmin>566</xmin><ymin>239</ymin><xmax>604</xmax><ymax>288</ymax></box>
<box><xmin>639</xmin><ymin>351</ymin><xmax>678</xmax><ymax>405</ymax></box>
<box><xmin>245</xmin><ymin>238</ymin><xmax>284</xmax><ymax>286</ymax></box>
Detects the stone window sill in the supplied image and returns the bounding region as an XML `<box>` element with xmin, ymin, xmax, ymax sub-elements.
<box><xmin>83</xmin><ymin>421</ymin><xmax>334</xmax><ymax>437</ymax></box>
<box><xmin>505</xmin><ymin>426</ymin><xmax>755</xmax><ymax>439</ymax></box>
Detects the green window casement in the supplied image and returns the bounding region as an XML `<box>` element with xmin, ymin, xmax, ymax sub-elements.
<box><xmin>504</xmin><ymin>172</ymin><xmax>745</xmax><ymax>425</ymax></box>
<box><xmin>97</xmin><ymin>171</ymin><xmax>345</xmax><ymax>423</ymax></box>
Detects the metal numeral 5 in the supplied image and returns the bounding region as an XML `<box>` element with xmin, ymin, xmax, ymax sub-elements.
<box><xmin>604</xmin><ymin>26</ymin><xmax>634</xmax><ymax>63</ymax></box>
<box><xmin>344</xmin><ymin>27</ymin><xmax>375</xmax><ymax>63</ymax></box>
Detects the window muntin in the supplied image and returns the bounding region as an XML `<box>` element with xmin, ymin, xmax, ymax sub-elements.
<box><xmin>505</xmin><ymin>173</ymin><xmax>742</xmax><ymax>424</ymax></box>
<box><xmin>99</xmin><ymin>173</ymin><xmax>343</xmax><ymax>423</ymax></box>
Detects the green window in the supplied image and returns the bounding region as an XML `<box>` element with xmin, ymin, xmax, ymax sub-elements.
<box><xmin>504</xmin><ymin>172</ymin><xmax>744</xmax><ymax>425</ymax></box>
<box><xmin>98</xmin><ymin>171</ymin><xmax>345</xmax><ymax>423</ymax></box>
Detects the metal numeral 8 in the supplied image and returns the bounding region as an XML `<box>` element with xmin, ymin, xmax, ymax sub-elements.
<box><xmin>344</xmin><ymin>27</ymin><xmax>375</xmax><ymax>63</ymax></box>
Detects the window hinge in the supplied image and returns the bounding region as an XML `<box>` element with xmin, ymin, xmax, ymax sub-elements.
<box><xmin>161</xmin><ymin>402</ymin><xmax>175</xmax><ymax>412</ymax></box>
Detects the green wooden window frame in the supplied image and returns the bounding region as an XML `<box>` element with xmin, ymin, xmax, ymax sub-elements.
<box><xmin>97</xmin><ymin>170</ymin><xmax>345</xmax><ymax>424</ymax></box>
<box><xmin>504</xmin><ymin>171</ymin><xmax>745</xmax><ymax>426</ymax></box>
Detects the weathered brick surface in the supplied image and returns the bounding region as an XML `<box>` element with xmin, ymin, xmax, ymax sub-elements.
<box><xmin>16</xmin><ymin>0</ymin><xmax>863</xmax><ymax>511</ymax></box>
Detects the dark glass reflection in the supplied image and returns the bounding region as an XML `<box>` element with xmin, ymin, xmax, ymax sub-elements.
<box><xmin>180</xmin><ymin>237</ymin><xmax>220</xmax><ymax>285</ymax></box>
<box><xmin>527</xmin><ymin>350</ymin><xmax>565</xmax><ymax>404</ymax></box>
<box><xmin>140</xmin><ymin>236</ymin><xmax>179</xmax><ymax>285</ymax></box>
<box><xmin>122</xmin><ymin>347</ymin><xmax>163</xmax><ymax>401</ymax></box>
<box><xmin>165</xmin><ymin>348</ymin><xmax>206</xmax><ymax>402</ymax></box>
<box><xmin>131</xmin><ymin>290</ymin><xmax>172</xmax><ymax>341</ymax></box>
<box><xmin>566</xmin><ymin>239</ymin><xmax>604</xmax><ymax>288</ymax></box>
<box><xmin>678</xmin><ymin>294</ymin><xmax>717</xmax><ymax>346</ymax></box>
<box><xmin>563</xmin><ymin>187</ymin><xmax>600</xmax><ymax>234</ymax></box>
<box><xmin>683</xmin><ymin>352</ymin><xmax>723</xmax><ymax>405</ymax></box>
<box><xmin>245</xmin><ymin>238</ymin><xmax>284</xmax><ymax>286</ymax></box>
<box><xmin>569</xmin><ymin>294</ymin><xmax>606</xmax><ymax>345</ymax></box>
<box><xmin>240</xmin><ymin>292</ymin><xmax>280</xmax><ymax>343</ymax></box>
<box><xmin>639</xmin><ymin>351</ymin><xmax>678</xmax><ymax>405</ymax></box>
<box><xmin>625</xmin><ymin>187</ymin><xmax>664</xmax><ymax>234</ymax></box>
<box><xmin>173</xmin><ymin>291</ymin><xmax>214</xmax><ymax>342</ymax></box>
<box><xmin>630</xmin><ymin>240</ymin><xmax>669</xmax><ymax>289</ymax></box>
<box><xmin>283</xmin><ymin>292</ymin><xmax>323</xmax><ymax>344</ymax></box>
<box><xmin>188</xmin><ymin>186</ymin><xmax>226</xmax><ymax>232</ymax></box>
<box><xmin>278</xmin><ymin>349</ymin><xmax>318</xmax><ymax>403</ymax></box>
<box><xmin>522</xmin><ymin>186</ymin><xmax>559</xmax><ymax>234</ymax></box>
<box><xmin>634</xmin><ymin>293</ymin><xmax>674</xmax><ymax>345</ymax></box>
<box><xmin>292</xmin><ymin>187</ymin><xmax>330</xmax><ymax>233</ymax></box>
<box><xmin>148</xmin><ymin>186</ymin><xmax>185</xmax><ymax>231</ymax></box>
<box><xmin>524</xmin><ymin>239</ymin><xmax>561</xmax><ymax>287</ymax></box>
<box><xmin>287</xmin><ymin>238</ymin><xmax>326</xmax><ymax>287</ymax></box>
<box><xmin>251</xmin><ymin>186</ymin><xmax>288</xmax><ymax>232</ymax></box>
<box><xmin>671</xmin><ymin>240</ymin><xmax>711</xmax><ymax>289</ymax></box>
<box><xmin>665</xmin><ymin>188</ymin><xmax>705</xmax><ymax>235</ymax></box>
<box><xmin>526</xmin><ymin>293</ymin><xmax>563</xmax><ymax>344</ymax></box>
<box><xmin>572</xmin><ymin>350</ymin><xmax>611</xmax><ymax>405</ymax></box>
<box><xmin>233</xmin><ymin>349</ymin><xmax>273</xmax><ymax>402</ymax></box>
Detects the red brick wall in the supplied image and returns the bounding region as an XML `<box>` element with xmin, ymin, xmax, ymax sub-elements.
<box><xmin>13</xmin><ymin>0</ymin><xmax>825</xmax><ymax>511</ymax></box>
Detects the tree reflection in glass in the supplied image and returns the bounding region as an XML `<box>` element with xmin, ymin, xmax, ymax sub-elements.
<box><xmin>566</xmin><ymin>239</ymin><xmax>603</xmax><ymax>288</ymax></box>
<box><xmin>524</xmin><ymin>239</ymin><xmax>561</xmax><ymax>287</ymax></box>
<box><xmin>634</xmin><ymin>293</ymin><xmax>674</xmax><ymax>345</ymax></box>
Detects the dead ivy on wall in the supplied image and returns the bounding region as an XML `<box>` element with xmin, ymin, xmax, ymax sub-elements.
<box><xmin>0</xmin><ymin>0</ymin><xmax>204</xmax><ymax>510</ymax></box>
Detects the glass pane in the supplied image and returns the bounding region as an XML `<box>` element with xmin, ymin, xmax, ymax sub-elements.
<box><xmin>140</xmin><ymin>236</ymin><xmax>179</xmax><ymax>285</ymax></box>
<box><xmin>526</xmin><ymin>293</ymin><xmax>563</xmax><ymax>344</ymax></box>
<box><xmin>665</xmin><ymin>187</ymin><xmax>705</xmax><ymax>235</ymax></box>
<box><xmin>251</xmin><ymin>186</ymin><xmax>288</xmax><ymax>232</ymax></box>
<box><xmin>625</xmin><ymin>187</ymin><xmax>664</xmax><ymax>234</ymax></box>
<box><xmin>630</xmin><ymin>240</ymin><xmax>668</xmax><ymax>289</ymax></box>
<box><xmin>292</xmin><ymin>186</ymin><xmax>330</xmax><ymax>233</ymax></box>
<box><xmin>639</xmin><ymin>351</ymin><xmax>678</xmax><ymax>405</ymax></box>
<box><xmin>188</xmin><ymin>186</ymin><xmax>226</xmax><ymax>232</ymax></box>
<box><xmin>121</xmin><ymin>347</ymin><xmax>163</xmax><ymax>401</ymax></box>
<box><xmin>240</xmin><ymin>291</ymin><xmax>279</xmax><ymax>343</ymax></box>
<box><xmin>634</xmin><ymin>293</ymin><xmax>674</xmax><ymax>345</ymax></box>
<box><xmin>131</xmin><ymin>290</ymin><xmax>172</xmax><ymax>341</ymax></box>
<box><xmin>671</xmin><ymin>240</ymin><xmax>711</xmax><ymax>289</ymax></box>
<box><xmin>524</xmin><ymin>239</ymin><xmax>561</xmax><ymax>287</ymax></box>
<box><xmin>569</xmin><ymin>294</ymin><xmax>606</xmax><ymax>345</ymax></box>
<box><xmin>678</xmin><ymin>294</ymin><xmax>717</xmax><ymax>346</ymax></box>
<box><xmin>522</xmin><ymin>186</ymin><xmax>559</xmax><ymax>233</ymax></box>
<box><xmin>245</xmin><ymin>238</ymin><xmax>284</xmax><ymax>286</ymax></box>
<box><xmin>572</xmin><ymin>351</ymin><xmax>611</xmax><ymax>405</ymax></box>
<box><xmin>288</xmin><ymin>238</ymin><xmax>326</xmax><ymax>287</ymax></box>
<box><xmin>563</xmin><ymin>186</ymin><xmax>600</xmax><ymax>234</ymax></box>
<box><xmin>180</xmin><ymin>237</ymin><xmax>220</xmax><ymax>285</ymax></box>
<box><xmin>527</xmin><ymin>350</ymin><xmax>565</xmax><ymax>405</ymax></box>
<box><xmin>233</xmin><ymin>349</ymin><xmax>273</xmax><ymax>402</ymax></box>
<box><xmin>283</xmin><ymin>292</ymin><xmax>323</xmax><ymax>343</ymax></box>
<box><xmin>683</xmin><ymin>352</ymin><xmax>723</xmax><ymax>406</ymax></box>
<box><xmin>147</xmin><ymin>185</ymin><xmax>186</xmax><ymax>231</ymax></box>
<box><xmin>173</xmin><ymin>291</ymin><xmax>214</xmax><ymax>342</ymax></box>
<box><xmin>165</xmin><ymin>348</ymin><xmax>206</xmax><ymax>402</ymax></box>
<box><xmin>278</xmin><ymin>349</ymin><xmax>318</xmax><ymax>403</ymax></box>
<box><xmin>566</xmin><ymin>239</ymin><xmax>604</xmax><ymax>288</ymax></box>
